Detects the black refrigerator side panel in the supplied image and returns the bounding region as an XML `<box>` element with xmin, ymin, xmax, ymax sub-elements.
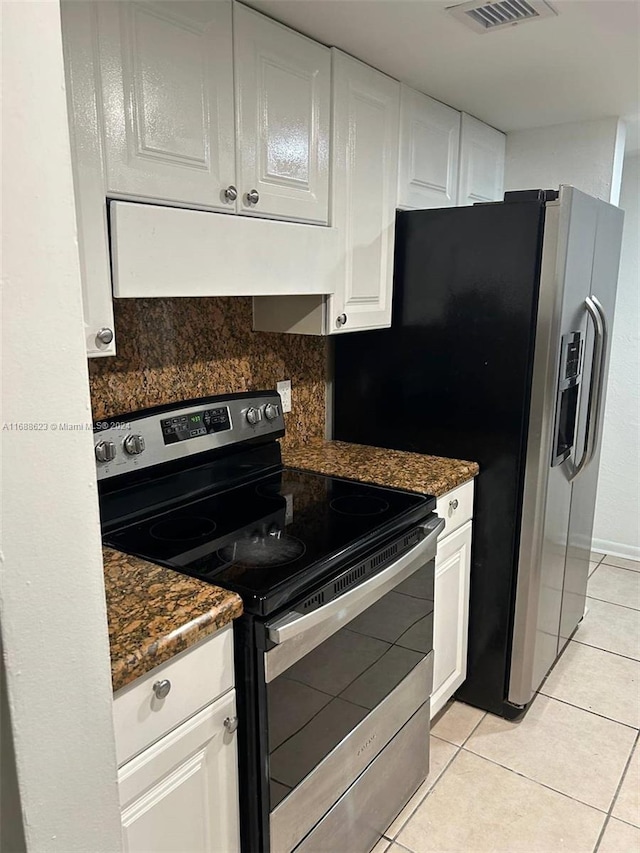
<box><xmin>334</xmin><ymin>202</ymin><xmax>546</xmax><ymax>716</ymax></box>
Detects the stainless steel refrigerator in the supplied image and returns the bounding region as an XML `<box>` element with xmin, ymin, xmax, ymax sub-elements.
<box><xmin>333</xmin><ymin>186</ymin><xmax>624</xmax><ymax>718</ymax></box>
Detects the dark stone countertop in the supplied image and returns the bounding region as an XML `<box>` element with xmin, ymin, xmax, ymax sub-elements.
<box><xmin>104</xmin><ymin>547</ymin><xmax>243</xmax><ymax>693</ymax></box>
<box><xmin>283</xmin><ymin>439</ymin><xmax>478</xmax><ymax>497</ymax></box>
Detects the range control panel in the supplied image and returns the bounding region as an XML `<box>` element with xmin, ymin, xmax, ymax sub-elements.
<box><xmin>161</xmin><ymin>407</ymin><xmax>231</xmax><ymax>444</ymax></box>
<box><xmin>94</xmin><ymin>392</ymin><xmax>284</xmax><ymax>482</ymax></box>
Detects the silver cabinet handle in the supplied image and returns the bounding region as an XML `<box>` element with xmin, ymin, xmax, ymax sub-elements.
<box><xmin>336</xmin><ymin>314</ymin><xmax>348</xmax><ymax>328</ymax></box>
<box><xmin>449</xmin><ymin>499</ymin><xmax>459</xmax><ymax>511</ymax></box>
<box><xmin>569</xmin><ymin>296</ymin><xmax>607</xmax><ymax>482</ymax></box>
<box><xmin>224</xmin><ymin>185</ymin><xmax>238</xmax><ymax>202</ymax></box>
<box><xmin>224</xmin><ymin>716</ymin><xmax>238</xmax><ymax>734</ymax></box>
<box><xmin>96</xmin><ymin>327</ymin><xmax>114</xmax><ymax>345</ymax></box>
<box><xmin>245</xmin><ymin>189</ymin><xmax>259</xmax><ymax>205</ymax></box>
<box><xmin>152</xmin><ymin>679</ymin><xmax>171</xmax><ymax>700</ymax></box>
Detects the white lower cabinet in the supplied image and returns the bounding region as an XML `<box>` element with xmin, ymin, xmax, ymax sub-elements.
<box><xmin>119</xmin><ymin>691</ymin><xmax>240</xmax><ymax>853</ymax></box>
<box><xmin>113</xmin><ymin>627</ymin><xmax>240</xmax><ymax>853</ymax></box>
<box><xmin>431</xmin><ymin>481</ymin><xmax>474</xmax><ymax>718</ymax></box>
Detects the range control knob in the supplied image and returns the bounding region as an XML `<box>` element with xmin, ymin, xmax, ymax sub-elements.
<box><xmin>95</xmin><ymin>440</ymin><xmax>116</xmax><ymax>464</ymax></box>
<box><xmin>263</xmin><ymin>403</ymin><xmax>280</xmax><ymax>421</ymax></box>
<box><xmin>245</xmin><ymin>407</ymin><xmax>262</xmax><ymax>426</ymax></box>
<box><xmin>123</xmin><ymin>434</ymin><xmax>146</xmax><ymax>456</ymax></box>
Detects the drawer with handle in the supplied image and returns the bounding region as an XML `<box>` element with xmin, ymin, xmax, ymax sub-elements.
<box><xmin>113</xmin><ymin>624</ymin><xmax>234</xmax><ymax>767</ymax></box>
<box><xmin>435</xmin><ymin>480</ymin><xmax>474</xmax><ymax>539</ymax></box>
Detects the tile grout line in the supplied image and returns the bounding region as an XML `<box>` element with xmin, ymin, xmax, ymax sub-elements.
<box><xmin>385</xmin><ymin>696</ymin><xmax>638</xmax><ymax>851</ymax></box>
<box><xmin>584</xmin><ymin>592</ymin><xmax>640</xmax><ymax>613</ymax></box>
<box><xmin>536</xmin><ymin>690</ymin><xmax>640</xmax><ymax>731</ymax></box>
<box><xmin>390</xmin><ymin>841</ymin><xmax>416</xmax><ymax>853</ymax></box>
<box><xmin>609</xmin><ymin>814</ymin><xmax>640</xmax><ymax>830</ymax></box>
<box><xmin>382</xmin><ymin>740</ymin><xmax>462</xmax><ymax>843</ymax></box>
<box><xmin>384</xmin><ymin>709</ymin><xmax>487</xmax><ymax>844</ymax></box>
<box><xmin>571</xmin><ymin>636</ymin><xmax>640</xmax><ymax>664</ymax></box>
<box><xmin>461</xmin><ymin>708</ymin><xmax>488</xmax><ymax>746</ymax></box>
<box><xmin>592</xmin><ymin>729</ymin><xmax>640</xmax><ymax>852</ymax></box>
<box><xmin>458</xmin><ymin>744</ymin><xmax>614</xmax><ymax>816</ymax></box>
<box><xmin>595</xmin><ymin>561</ymin><xmax>640</xmax><ymax>575</ymax></box>
<box><xmin>601</xmin><ymin>559</ymin><xmax>640</xmax><ymax>571</ymax></box>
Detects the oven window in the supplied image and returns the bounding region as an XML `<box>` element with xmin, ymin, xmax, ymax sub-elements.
<box><xmin>267</xmin><ymin>561</ymin><xmax>434</xmax><ymax>810</ymax></box>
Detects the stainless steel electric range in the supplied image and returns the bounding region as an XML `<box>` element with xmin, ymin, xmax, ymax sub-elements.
<box><xmin>96</xmin><ymin>391</ymin><xmax>443</xmax><ymax>853</ymax></box>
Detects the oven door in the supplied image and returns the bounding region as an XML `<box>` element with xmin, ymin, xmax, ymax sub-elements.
<box><xmin>264</xmin><ymin>515</ymin><xmax>444</xmax><ymax>853</ymax></box>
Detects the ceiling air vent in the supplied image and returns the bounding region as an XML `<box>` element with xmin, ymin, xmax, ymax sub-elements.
<box><xmin>447</xmin><ymin>0</ymin><xmax>557</xmax><ymax>33</ymax></box>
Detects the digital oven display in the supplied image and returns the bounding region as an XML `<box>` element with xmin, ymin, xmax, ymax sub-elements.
<box><xmin>161</xmin><ymin>407</ymin><xmax>231</xmax><ymax>445</ymax></box>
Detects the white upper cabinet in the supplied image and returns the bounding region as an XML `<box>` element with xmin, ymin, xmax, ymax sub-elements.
<box><xmin>61</xmin><ymin>1</ymin><xmax>116</xmax><ymax>357</ymax></box>
<box><xmin>233</xmin><ymin>4</ymin><xmax>330</xmax><ymax>224</ymax></box>
<box><xmin>398</xmin><ymin>85</ymin><xmax>460</xmax><ymax>210</ymax></box>
<box><xmin>97</xmin><ymin>1</ymin><xmax>237</xmax><ymax>212</ymax></box>
<box><xmin>95</xmin><ymin>0</ymin><xmax>330</xmax><ymax>223</ymax></box>
<box><xmin>457</xmin><ymin>113</ymin><xmax>506</xmax><ymax>206</ymax></box>
<box><xmin>253</xmin><ymin>51</ymin><xmax>400</xmax><ymax>335</ymax></box>
<box><xmin>329</xmin><ymin>50</ymin><xmax>400</xmax><ymax>332</ymax></box>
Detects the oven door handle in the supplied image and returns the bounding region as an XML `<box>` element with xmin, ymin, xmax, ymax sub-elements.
<box><xmin>266</xmin><ymin>516</ymin><xmax>445</xmax><ymax>647</ymax></box>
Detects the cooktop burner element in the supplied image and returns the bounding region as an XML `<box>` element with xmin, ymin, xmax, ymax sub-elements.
<box><xmin>329</xmin><ymin>495</ymin><xmax>390</xmax><ymax>516</ymax></box>
<box><xmin>150</xmin><ymin>516</ymin><xmax>216</xmax><ymax>541</ymax></box>
<box><xmin>218</xmin><ymin>533</ymin><xmax>306</xmax><ymax>569</ymax></box>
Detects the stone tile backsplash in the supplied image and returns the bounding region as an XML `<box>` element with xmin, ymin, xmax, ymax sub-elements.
<box><xmin>88</xmin><ymin>297</ymin><xmax>327</xmax><ymax>449</ymax></box>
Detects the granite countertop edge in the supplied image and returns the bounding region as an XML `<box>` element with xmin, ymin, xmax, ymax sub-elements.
<box><xmin>282</xmin><ymin>439</ymin><xmax>479</xmax><ymax>497</ymax></box>
<box><xmin>104</xmin><ymin>547</ymin><xmax>243</xmax><ymax>694</ymax></box>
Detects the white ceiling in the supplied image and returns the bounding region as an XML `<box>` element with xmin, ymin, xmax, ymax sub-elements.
<box><xmin>245</xmin><ymin>0</ymin><xmax>640</xmax><ymax>150</ymax></box>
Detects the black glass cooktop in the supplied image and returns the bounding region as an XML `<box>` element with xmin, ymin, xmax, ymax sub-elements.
<box><xmin>103</xmin><ymin>468</ymin><xmax>434</xmax><ymax>616</ymax></box>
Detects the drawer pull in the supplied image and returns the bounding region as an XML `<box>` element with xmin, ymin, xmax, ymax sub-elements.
<box><xmin>152</xmin><ymin>679</ymin><xmax>171</xmax><ymax>700</ymax></box>
<box><xmin>224</xmin><ymin>715</ymin><xmax>238</xmax><ymax>734</ymax></box>
<box><xmin>449</xmin><ymin>499</ymin><xmax>459</xmax><ymax>511</ymax></box>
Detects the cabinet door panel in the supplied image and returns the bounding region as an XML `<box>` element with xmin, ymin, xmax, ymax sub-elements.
<box><xmin>234</xmin><ymin>4</ymin><xmax>330</xmax><ymax>224</ymax></box>
<box><xmin>119</xmin><ymin>691</ymin><xmax>239</xmax><ymax>853</ymax></box>
<box><xmin>98</xmin><ymin>1</ymin><xmax>236</xmax><ymax>210</ymax></box>
<box><xmin>60</xmin><ymin>1</ymin><xmax>116</xmax><ymax>357</ymax></box>
<box><xmin>398</xmin><ymin>86</ymin><xmax>460</xmax><ymax>210</ymax></box>
<box><xmin>457</xmin><ymin>113</ymin><xmax>505</xmax><ymax>206</ymax></box>
<box><xmin>329</xmin><ymin>51</ymin><xmax>400</xmax><ymax>333</ymax></box>
<box><xmin>431</xmin><ymin>521</ymin><xmax>472</xmax><ymax>718</ymax></box>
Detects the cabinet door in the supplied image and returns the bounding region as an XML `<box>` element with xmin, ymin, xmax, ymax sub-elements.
<box><xmin>60</xmin><ymin>1</ymin><xmax>116</xmax><ymax>357</ymax></box>
<box><xmin>329</xmin><ymin>50</ymin><xmax>400</xmax><ymax>334</ymax></box>
<box><xmin>97</xmin><ymin>1</ymin><xmax>236</xmax><ymax>212</ymax></box>
<box><xmin>431</xmin><ymin>521</ymin><xmax>472</xmax><ymax>718</ymax></box>
<box><xmin>457</xmin><ymin>113</ymin><xmax>505</xmax><ymax>206</ymax></box>
<box><xmin>118</xmin><ymin>691</ymin><xmax>240</xmax><ymax>853</ymax></box>
<box><xmin>398</xmin><ymin>85</ymin><xmax>460</xmax><ymax>210</ymax></box>
<box><xmin>233</xmin><ymin>4</ymin><xmax>330</xmax><ymax>224</ymax></box>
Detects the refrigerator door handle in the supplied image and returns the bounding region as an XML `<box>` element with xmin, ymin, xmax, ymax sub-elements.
<box><xmin>568</xmin><ymin>296</ymin><xmax>607</xmax><ymax>482</ymax></box>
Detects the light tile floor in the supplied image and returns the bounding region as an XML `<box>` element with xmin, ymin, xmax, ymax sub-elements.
<box><xmin>379</xmin><ymin>552</ymin><xmax>640</xmax><ymax>853</ymax></box>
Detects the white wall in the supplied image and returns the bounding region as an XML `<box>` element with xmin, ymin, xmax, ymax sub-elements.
<box><xmin>505</xmin><ymin>117</ymin><xmax>626</xmax><ymax>203</ymax></box>
<box><xmin>593</xmin><ymin>153</ymin><xmax>640</xmax><ymax>558</ymax></box>
<box><xmin>1</xmin><ymin>2</ymin><xmax>122</xmax><ymax>850</ymax></box>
